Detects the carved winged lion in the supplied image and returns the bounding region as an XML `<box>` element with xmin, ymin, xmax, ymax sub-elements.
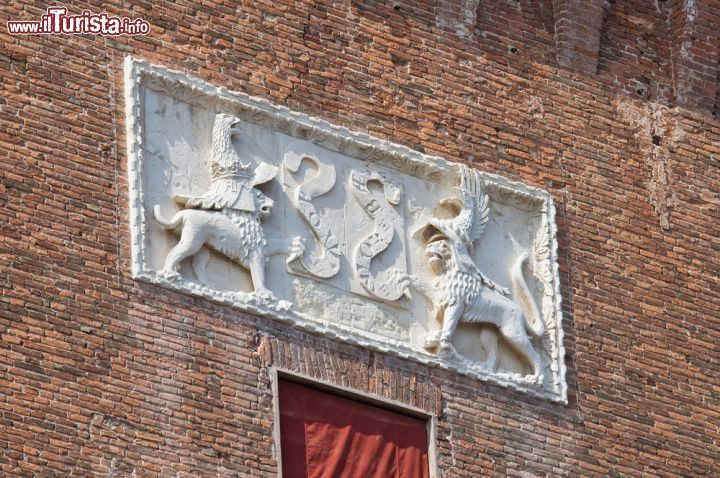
<box><xmin>409</xmin><ymin>165</ymin><xmax>545</xmax><ymax>380</ymax></box>
<box><xmin>153</xmin><ymin>113</ymin><xmax>281</xmax><ymax>298</ymax></box>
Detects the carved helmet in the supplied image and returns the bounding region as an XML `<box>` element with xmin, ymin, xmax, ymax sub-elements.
<box><xmin>180</xmin><ymin>113</ymin><xmax>277</xmax><ymax>212</ymax></box>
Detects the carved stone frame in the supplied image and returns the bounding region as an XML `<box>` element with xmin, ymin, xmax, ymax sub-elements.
<box><xmin>124</xmin><ymin>57</ymin><xmax>567</xmax><ymax>403</ymax></box>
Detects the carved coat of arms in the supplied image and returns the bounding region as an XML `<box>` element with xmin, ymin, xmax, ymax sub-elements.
<box><xmin>126</xmin><ymin>58</ymin><xmax>566</xmax><ymax>401</ymax></box>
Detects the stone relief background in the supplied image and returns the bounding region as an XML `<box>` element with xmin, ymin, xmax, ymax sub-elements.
<box><xmin>126</xmin><ymin>58</ymin><xmax>565</xmax><ymax>401</ymax></box>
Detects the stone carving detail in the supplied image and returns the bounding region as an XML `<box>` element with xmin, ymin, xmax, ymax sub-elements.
<box><xmin>408</xmin><ymin>166</ymin><xmax>546</xmax><ymax>381</ymax></box>
<box><xmin>153</xmin><ymin>113</ymin><xmax>280</xmax><ymax>300</ymax></box>
<box><xmin>126</xmin><ymin>58</ymin><xmax>566</xmax><ymax>402</ymax></box>
<box><xmin>283</xmin><ymin>148</ymin><xmax>341</xmax><ymax>279</ymax></box>
<box><xmin>349</xmin><ymin>169</ymin><xmax>408</xmax><ymax>302</ymax></box>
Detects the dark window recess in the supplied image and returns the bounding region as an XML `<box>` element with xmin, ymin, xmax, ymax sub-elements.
<box><xmin>278</xmin><ymin>379</ymin><xmax>429</xmax><ymax>478</ymax></box>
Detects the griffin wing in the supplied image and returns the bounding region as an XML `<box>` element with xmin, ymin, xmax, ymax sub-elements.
<box><xmin>450</xmin><ymin>165</ymin><xmax>490</xmax><ymax>248</ymax></box>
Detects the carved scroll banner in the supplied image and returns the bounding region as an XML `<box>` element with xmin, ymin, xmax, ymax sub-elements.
<box><xmin>125</xmin><ymin>58</ymin><xmax>566</xmax><ymax>402</ymax></box>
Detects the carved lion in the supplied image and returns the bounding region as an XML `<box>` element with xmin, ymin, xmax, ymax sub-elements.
<box><xmin>153</xmin><ymin>188</ymin><xmax>276</xmax><ymax>296</ymax></box>
<box><xmin>417</xmin><ymin>238</ymin><xmax>544</xmax><ymax>380</ymax></box>
<box><xmin>410</xmin><ymin>165</ymin><xmax>545</xmax><ymax>381</ymax></box>
<box><xmin>153</xmin><ymin>113</ymin><xmax>281</xmax><ymax>298</ymax></box>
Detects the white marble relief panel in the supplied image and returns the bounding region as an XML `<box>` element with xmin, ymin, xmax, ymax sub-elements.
<box><xmin>125</xmin><ymin>57</ymin><xmax>567</xmax><ymax>402</ymax></box>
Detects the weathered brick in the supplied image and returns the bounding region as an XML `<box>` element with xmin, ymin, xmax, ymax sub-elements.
<box><xmin>1</xmin><ymin>1</ymin><xmax>719</xmax><ymax>477</ymax></box>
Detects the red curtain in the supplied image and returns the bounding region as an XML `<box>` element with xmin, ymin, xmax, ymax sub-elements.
<box><xmin>279</xmin><ymin>380</ymin><xmax>429</xmax><ymax>478</ymax></box>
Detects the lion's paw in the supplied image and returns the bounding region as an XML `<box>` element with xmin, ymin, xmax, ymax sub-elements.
<box><xmin>437</xmin><ymin>340</ymin><xmax>458</xmax><ymax>360</ymax></box>
<box><xmin>390</xmin><ymin>269</ymin><xmax>412</xmax><ymax>297</ymax></box>
<box><xmin>158</xmin><ymin>269</ymin><xmax>181</xmax><ymax>281</ymax></box>
<box><xmin>423</xmin><ymin>331</ymin><xmax>442</xmax><ymax>350</ymax></box>
<box><xmin>254</xmin><ymin>288</ymin><xmax>275</xmax><ymax>300</ymax></box>
<box><xmin>530</xmin><ymin>372</ymin><xmax>545</xmax><ymax>386</ymax></box>
<box><xmin>276</xmin><ymin>300</ymin><xmax>292</xmax><ymax>311</ymax></box>
<box><xmin>251</xmin><ymin>289</ymin><xmax>291</xmax><ymax>311</ymax></box>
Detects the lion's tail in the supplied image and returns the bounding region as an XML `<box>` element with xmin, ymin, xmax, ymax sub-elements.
<box><xmin>153</xmin><ymin>205</ymin><xmax>184</xmax><ymax>229</ymax></box>
<box><xmin>511</xmin><ymin>251</ymin><xmax>545</xmax><ymax>337</ymax></box>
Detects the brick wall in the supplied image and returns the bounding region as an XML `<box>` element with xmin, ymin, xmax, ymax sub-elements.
<box><xmin>1</xmin><ymin>0</ymin><xmax>718</xmax><ymax>476</ymax></box>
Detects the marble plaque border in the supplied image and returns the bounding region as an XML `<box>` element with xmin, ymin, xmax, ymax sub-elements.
<box><xmin>124</xmin><ymin>57</ymin><xmax>567</xmax><ymax>403</ymax></box>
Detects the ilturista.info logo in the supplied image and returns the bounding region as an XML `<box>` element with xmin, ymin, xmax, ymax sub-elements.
<box><xmin>7</xmin><ymin>7</ymin><xmax>151</xmax><ymax>36</ymax></box>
